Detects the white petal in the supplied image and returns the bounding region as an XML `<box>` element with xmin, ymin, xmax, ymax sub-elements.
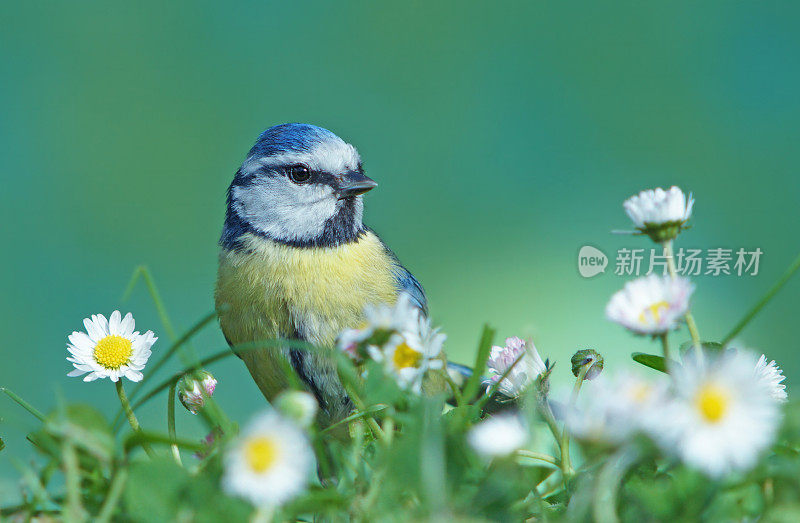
<box><xmin>95</xmin><ymin>314</ymin><xmax>110</xmax><ymax>336</ymax></box>
<box><xmin>83</xmin><ymin>317</ymin><xmax>104</xmax><ymax>342</ymax></box>
<box><xmin>67</xmin><ymin>369</ymin><xmax>87</xmax><ymax>377</ymax></box>
<box><xmin>125</xmin><ymin>369</ymin><xmax>143</xmax><ymax>382</ymax></box>
<box><xmin>109</xmin><ymin>310</ymin><xmax>122</xmax><ymax>335</ymax></box>
<box><xmin>120</xmin><ymin>313</ymin><xmax>135</xmax><ymax>337</ymax></box>
<box><xmin>68</xmin><ymin>332</ymin><xmax>95</xmax><ymax>351</ymax></box>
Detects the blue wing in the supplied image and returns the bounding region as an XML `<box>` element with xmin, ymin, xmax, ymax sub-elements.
<box><xmin>394</xmin><ymin>264</ymin><xmax>428</xmax><ymax>315</ymax></box>
<box><xmin>371</xmin><ymin>229</ymin><xmax>428</xmax><ymax>315</ymax></box>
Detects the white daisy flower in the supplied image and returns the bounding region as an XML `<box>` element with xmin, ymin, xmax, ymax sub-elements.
<box><xmin>336</xmin><ymin>293</ymin><xmax>420</xmax><ymax>359</ymax></box>
<box><xmin>468</xmin><ymin>414</ymin><xmax>529</xmax><ymax>459</ymax></box>
<box><xmin>564</xmin><ymin>371</ymin><xmax>669</xmax><ymax>444</ymax></box>
<box><xmin>754</xmin><ymin>354</ymin><xmax>788</xmax><ymax>403</ymax></box>
<box><xmin>363</xmin><ymin>292</ymin><xmax>420</xmax><ymax>333</ymax></box>
<box><xmin>605</xmin><ymin>274</ymin><xmax>694</xmax><ymax>335</ymax></box>
<box><xmin>623</xmin><ymin>186</ymin><xmax>694</xmax><ymax>242</ymax></box>
<box><xmin>222</xmin><ymin>411</ymin><xmax>314</xmax><ymax>507</ymax></box>
<box><xmin>486</xmin><ymin>337</ymin><xmax>547</xmax><ymax>398</ymax></box>
<box><xmin>369</xmin><ymin>312</ymin><xmax>445</xmax><ymax>394</ymax></box>
<box><xmin>66</xmin><ymin>311</ymin><xmax>157</xmax><ymax>383</ymax></box>
<box><xmin>655</xmin><ymin>350</ymin><xmax>780</xmax><ymax>478</ymax></box>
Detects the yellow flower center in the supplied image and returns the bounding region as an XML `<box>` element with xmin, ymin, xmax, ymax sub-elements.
<box><xmin>695</xmin><ymin>383</ymin><xmax>729</xmax><ymax>423</ymax></box>
<box><xmin>638</xmin><ymin>300</ymin><xmax>670</xmax><ymax>325</ymax></box>
<box><xmin>245</xmin><ymin>436</ymin><xmax>278</xmax><ymax>473</ymax></box>
<box><xmin>93</xmin><ymin>335</ymin><xmax>133</xmax><ymax>370</ymax></box>
<box><xmin>392</xmin><ymin>342</ymin><xmax>422</xmax><ymax>369</ymax></box>
<box><xmin>630</xmin><ymin>383</ymin><xmax>652</xmax><ymax>403</ymax></box>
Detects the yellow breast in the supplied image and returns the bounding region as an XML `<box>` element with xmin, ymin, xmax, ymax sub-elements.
<box><xmin>215</xmin><ymin>231</ymin><xmax>400</xmax><ymax>348</ymax></box>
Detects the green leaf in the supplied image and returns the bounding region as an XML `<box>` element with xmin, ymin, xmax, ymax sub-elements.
<box><xmin>525</xmin><ymin>464</ymin><xmax>556</xmax><ymax>487</ymax></box>
<box><xmin>124</xmin><ymin>458</ymin><xmax>188</xmax><ymax>522</ymax></box>
<box><xmin>631</xmin><ymin>353</ymin><xmax>669</xmax><ymax>373</ymax></box>
<box><xmin>462</xmin><ymin>325</ymin><xmax>496</xmax><ymax>403</ymax></box>
<box><xmin>44</xmin><ymin>404</ymin><xmax>115</xmax><ymax>464</ymax></box>
<box><xmin>363</xmin><ymin>360</ymin><xmax>404</xmax><ymax>405</ymax></box>
<box><xmin>282</xmin><ymin>488</ymin><xmax>349</xmax><ymax>515</ymax></box>
<box><xmin>124</xmin><ymin>457</ymin><xmax>251</xmax><ymax>523</ymax></box>
<box><xmin>764</xmin><ymin>503</ymin><xmax>800</xmax><ymax>523</ymax></box>
<box><xmin>679</xmin><ymin>341</ymin><xmax>723</xmax><ymax>354</ymax></box>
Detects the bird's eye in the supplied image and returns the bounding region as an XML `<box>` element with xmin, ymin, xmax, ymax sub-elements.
<box><xmin>287</xmin><ymin>164</ymin><xmax>312</xmax><ymax>184</ymax></box>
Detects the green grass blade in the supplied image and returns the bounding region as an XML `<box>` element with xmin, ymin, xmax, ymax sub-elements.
<box><xmin>461</xmin><ymin>324</ymin><xmax>496</xmax><ymax>403</ymax></box>
<box><xmin>122</xmin><ymin>265</ymin><xmax>177</xmax><ymax>340</ymax></box>
<box><xmin>722</xmin><ymin>251</ymin><xmax>800</xmax><ymax>346</ymax></box>
<box><xmin>1</xmin><ymin>387</ymin><xmax>45</xmax><ymax>421</ymax></box>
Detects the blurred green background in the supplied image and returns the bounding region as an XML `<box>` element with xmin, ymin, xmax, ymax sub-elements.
<box><xmin>2</xmin><ymin>0</ymin><xmax>799</xmax><ymax>498</ymax></box>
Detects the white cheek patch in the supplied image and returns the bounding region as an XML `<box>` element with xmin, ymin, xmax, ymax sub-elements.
<box><xmin>232</xmin><ymin>177</ymin><xmax>339</xmax><ymax>241</ymax></box>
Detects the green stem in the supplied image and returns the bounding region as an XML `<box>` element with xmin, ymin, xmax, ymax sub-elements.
<box><xmin>251</xmin><ymin>505</ymin><xmax>274</xmax><ymax>523</ymax></box>
<box><xmin>359</xmin><ymin>467</ymin><xmax>387</xmax><ymax>516</ymax></box>
<box><xmin>123</xmin><ymin>431</ymin><xmax>205</xmax><ymax>454</ymax></box>
<box><xmin>660</xmin><ymin>334</ymin><xmax>670</xmax><ymax>363</ymax></box>
<box><xmin>684</xmin><ymin>312</ymin><xmax>703</xmax><ymax>350</ymax></box>
<box><xmin>569</xmin><ymin>364</ymin><xmax>590</xmax><ymax>404</ymax></box>
<box><xmin>539</xmin><ymin>401</ymin><xmax>569</xmax><ymax>478</ymax></box>
<box><xmin>663</xmin><ymin>240</ymin><xmax>677</xmax><ymax>279</ymax></box>
<box><xmin>116</xmin><ymin>381</ymin><xmax>154</xmax><ymax>457</ymax></box>
<box><xmin>540</xmin><ymin>402</ymin><xmax>562</xmax><ymax>450</ymax></box>
<box><xmin>442</xmin><ymin>370</ymin><xmax>464</xmax><ymax>407</ymax></box>
<box><xmin>311</xmin><ymin>437</ymin><xmax>333</xmax><ymax>483</ymax></box>
<box><xmin>0</xmin><ymin>387</ymin><xmax>45</xmax><ymax>421</ymax></box>
<box><xmin>462</xmin><ymin>325</ymin><xmax>496</xmax><ymax>404</ymax></box>
<box><xmin>515</xmin><ymin>449</ymin><xmax>560</xmax><ymax>467</ymax></box>
<box><xmin>560</xmin><ymin>363</ymin><xmax>590</xmax><ymax>481</ymax></box>
<box><xmin>198</xmin><ymin>396</ymin><xmax>232</xmax><ymax>434</ymax></box>
<box><xmin>95</xmin><ymin>468</ymin><xmax>127</xmax><ymax>523</ymax></box>
<box><xmin>62</xmin><ymin>440</ymin><xmax>86</xmax><ymax>522</ymax></box>
<box><xmin>722</xmin><ymin>251</ymin><xmax>800</xmax><ymax>346</ymax></box>
<box><xmin>167</xmin><ymin>383</ymin><xmax>182</xmax><ymax>465</ymax></box>
<box><xmin>664</xmin><ymin>240</ymin><xmax>703</xmax><ymax>364</ymax></box>
<box><xmin>320</xmin><ymin>404</ymin><xmax>388</xmax><ymax>435</ymax></box>
<box><xmin>342</xmin><ymin>381</ymin><xmax>387</xmax><ymax>443</ymax></box>
<box><xmin>382</xmin><ymin>417</ymin><xmax>395</xmax><ymax>445</ymax></box>
<box><xmin>593</xmin><ymin>445</ymin><xmax>641</xmax><ymax>523</ymax></box>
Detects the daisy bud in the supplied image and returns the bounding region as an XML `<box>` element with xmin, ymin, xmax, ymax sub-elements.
<box><xmin>571</xmin><ymin>349</ymin><xmax>604</xmax><ymax>380</ymax></box>
<box><xmin>274</xmin><ymin>391</ymin><xmax>318</xmax><ymax>428</ymax></box>
<box><xmin>177</xmin><ymin>370</ymin><xmax>217</xmax><ymax>414</ymax></box>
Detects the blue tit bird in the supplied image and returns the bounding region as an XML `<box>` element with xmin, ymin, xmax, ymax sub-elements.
<box><xmin>215</xmin><ymin>123</ymin><xmax>430</xmax><ymax>425</ymax></box>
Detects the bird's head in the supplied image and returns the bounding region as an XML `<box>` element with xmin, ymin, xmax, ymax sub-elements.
<box><xmin>222</xmin><ymin>123</ymin><xmax>377</xmax><ymax>249</ymax></box>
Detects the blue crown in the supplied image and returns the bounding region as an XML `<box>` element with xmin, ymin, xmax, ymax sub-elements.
<box><xmin>248</xmin><ymin>123</ymin><xmax>340</xmax><ymax>158</ymax></box>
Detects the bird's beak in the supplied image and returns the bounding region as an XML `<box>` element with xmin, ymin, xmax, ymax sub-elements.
<box><xmin>337</xmin><ymin>171</ymin><xmax>378</xmax><ymax>199</ymax></box>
